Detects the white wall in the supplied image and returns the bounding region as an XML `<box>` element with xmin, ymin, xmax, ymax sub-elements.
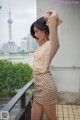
<box><xmin>51</xmin><ymin>67</ymin><xmax>80</xmax><ymax>92</ymax></box>
<box><xmin>37</xmin><ymin>0</ymin><xmax>80</xmax><ymax>92</ymax></box>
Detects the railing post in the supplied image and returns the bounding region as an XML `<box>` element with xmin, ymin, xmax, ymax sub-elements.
<box><xmin>26</xmin><ymin>100</ymin><xmax>32</xmax><ymax>120</ymax></box>
<box><xmin>20</xmin><ymin>93</ymin><xmax>26</xmax><ymax>120</ymax></box>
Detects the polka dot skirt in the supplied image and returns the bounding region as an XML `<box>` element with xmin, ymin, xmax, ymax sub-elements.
<box><xmin>33</xmin><ymin>71</ymin><xmax>58</xmax><ymax>105</ymax></box>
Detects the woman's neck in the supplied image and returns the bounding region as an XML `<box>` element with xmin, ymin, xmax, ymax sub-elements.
<box><xmin>38</xmin><ymin>39</ymin><xmax>49</xmax><ymax>47</ymax></box>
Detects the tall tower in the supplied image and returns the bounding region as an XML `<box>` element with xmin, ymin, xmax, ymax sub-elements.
<box><xmin>8</xmin><ymin>0</ymin><xmax>13</xmax><ymax>53</ymax></box>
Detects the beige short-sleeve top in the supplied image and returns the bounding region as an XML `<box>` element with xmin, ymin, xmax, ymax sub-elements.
<box><xmin>33</xmin><ymin>41</ymin><xmax>52</xmax><ymax>73</ymax></box>
<box><xmin>33</xmin><ymin>11</ymin><xmax>63</xmax><ymax>74</ymax></box>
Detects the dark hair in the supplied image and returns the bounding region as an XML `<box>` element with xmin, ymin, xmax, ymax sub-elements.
<box><xmin>30</xmin><ymin>17</ymin><xmax>49</xmax><ymax>39</ymax></box>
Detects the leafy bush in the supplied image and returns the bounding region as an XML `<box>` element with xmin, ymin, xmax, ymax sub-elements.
<box><xmin>0</xmin><ymin>60</ymin><xmax>33</xmax><ymax>95</ymax></box>
<box><xmin>0</xmin><ymin>91</ymin><xmax>9</xmax><ymax>96</ymax></box>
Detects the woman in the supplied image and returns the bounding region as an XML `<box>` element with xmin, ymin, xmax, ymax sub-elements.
<box><xmin>30</xmin><ymin>10</ymin><xmax>63</xmax><ymax>120</ymax></box>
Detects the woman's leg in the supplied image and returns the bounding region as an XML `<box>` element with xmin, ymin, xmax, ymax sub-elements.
<box><xmin>43</xmin><ymin>103</ymin><xmax>57</xmax><ymax>120</ymax></box>
<box><xmin>31</xmin><ymin>101</ymin><xmax>43</xmax><ymax>120</ymax></box>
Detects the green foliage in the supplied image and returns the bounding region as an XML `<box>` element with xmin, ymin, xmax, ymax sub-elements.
<box><xmin>0</xmin><ymin>91</ymin><xmax>9</xmax><ymax>96</ymax></box>
<box><xmin>0</xmin><ymin>60</ymin><xmax>33</xmax><ymax>95</ymax></box>
<box><xmin>0</xmin><ymin>91</ymin><xmax>18</xmax><ymax>97</ymax></box>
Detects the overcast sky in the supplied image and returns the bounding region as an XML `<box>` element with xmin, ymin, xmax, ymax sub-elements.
<box><xmin>0</xmin><ymin>0</ymin><xmax>36</xmax><ymax>47</ymax></box>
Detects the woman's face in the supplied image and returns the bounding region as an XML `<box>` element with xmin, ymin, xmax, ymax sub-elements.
<box><xmin>34</xmin><ymin>26</ymin><xmax>47</xmax><ymax>43</ymax></box>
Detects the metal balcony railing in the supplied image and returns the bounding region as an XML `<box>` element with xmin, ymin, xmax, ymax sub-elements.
<box><xmin>1</xmin><ymin>79</ymin><xmax>34</xmax><ymax>120</ymax></box>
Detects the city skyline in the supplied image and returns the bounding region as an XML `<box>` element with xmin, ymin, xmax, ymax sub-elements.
<box><xmin>1</xmin><ymin>34</ymin><xmax>37</xmax><ymax>54</ymax></box>
<box><xmin>0</xmin><ymin>0</ymin><xmax>36</xmax><ymax>47</ymax></box>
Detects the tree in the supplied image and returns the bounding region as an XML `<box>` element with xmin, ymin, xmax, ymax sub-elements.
<box><xmin>0</xmin><ymin>60</ymin><xmax>32</xmax><ymax>95</ymax></box>
<box><xmin>13</xmin><ymin>62</ymin><xmax>33</xmax><ymax>89</ymax></box>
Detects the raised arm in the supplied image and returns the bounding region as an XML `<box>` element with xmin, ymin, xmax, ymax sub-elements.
<box><xmin>49</xmin><ymin>13</ymin><xmax>59</xmax><ymax>46</ymax></box>
<box><xmin>44</xmin><ymin>11</ymin><xmax>63</xmax><ymax>55</ymax></box>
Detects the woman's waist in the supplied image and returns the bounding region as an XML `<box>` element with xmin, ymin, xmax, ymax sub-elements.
<box><xmin>33</xmin><ymin>70</ymin><xmax>52</xmax><ymax>79</ymax></box>
<box><xmin>33</xmin><ymin>69</ymin><xmax>50</xmax><ymax>75</ymax></box>
<box><xmin>33</xmin><ymin>64</ymin><xmax>49</xmax><ymax>73</ymax></box>
<box><xmin>33</xmin><ymin>66</ymin><xmax>50</xmax><ymax>74</ymax></box>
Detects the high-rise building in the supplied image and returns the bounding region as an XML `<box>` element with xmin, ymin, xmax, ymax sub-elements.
<box><xmin>1</xmin><ymin>43</ymin><xmax>9</xmax><ymax>54</ymax></box>
<box><xmin>20</xmin><ymin>34</ymin><xmax>37</xmax><ymax>53</ymax></box>
<box><xmin>27</xmin><ymin>34</ymin><xmax>37</xmax><ymax>52</ymax></box>
<box><xmin>20</xmin><ymin>40</ymin><xmax>27</xmax><ymax>52</ymax></box>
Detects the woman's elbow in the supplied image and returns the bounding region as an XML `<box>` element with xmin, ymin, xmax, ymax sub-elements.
<box><xmin>56</xmin><ymin>42</ymin><xmax>60</xmax><ymax>49</ymax></box>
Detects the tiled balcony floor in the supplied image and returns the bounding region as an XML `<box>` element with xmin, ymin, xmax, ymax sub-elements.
<box><xmin>56</xmin><ymin>105</ymin><xmax>80</xmax><ymax>120</ymax></box>
<box><xmin>9</xmin><ymin>104</ymin><xmax>80</xmax><ymax>120</ymax></box>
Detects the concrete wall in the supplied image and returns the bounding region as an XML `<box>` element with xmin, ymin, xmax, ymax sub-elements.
<box><xmin>37</xmin><ymin>0</ymin><xmax>80</xmax><ymax>104</ymax></box>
